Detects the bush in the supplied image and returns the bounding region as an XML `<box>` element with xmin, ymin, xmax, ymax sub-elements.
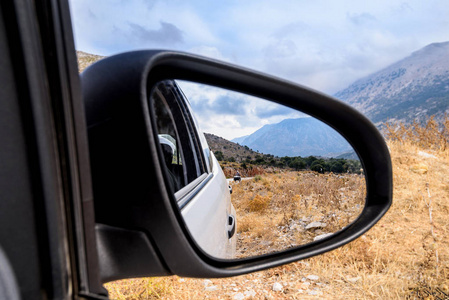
<box><xmin>214</xmin><ymin>150</ymin><xmax>224</xmax><ymax>161</ymax></box>
<box><xmin>330</xmin><ymin>161</ymin><xmax>344</xmax><ymax>173</ymax></box>
<box><xmin>384</xmin><ymin>115</ymin><xmax>449</xmax><ymax>151</ymax></box>
<box><xmin>311</xmin><ymin>164</ymin><xmax>324</xmax><ymax>173</ymax></box>
<box><xmin>248</xmin><ymin>194</ymin><xmax>270</xmax><ymax>212</ymax></box>
<box><xmin>289</xmin><ymin>157</ymin><xmax>306</xmax><ymax>170</ymax></box>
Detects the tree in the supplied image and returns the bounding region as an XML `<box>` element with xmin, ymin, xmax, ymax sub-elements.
<box><xmin>214</xmin><ymin>150</ymin><xmax>224</xmax><ymax>161</ymax></box>
<box><xmin>289</xmin><ymin>157</ymin><xmax>306</xmax><ymax>170</ymax></box>
<box><xmin>311</xmin><ymin>164</ymin><xmax>324</xmax><ymax>173</ymax></box>
<box><xmin>305</xmin><ymin>156</ymin><xmax>318</xmax><ymax>167</ymax></box>
<box><xmin>330</xmin><ymin>161</ymin><xmax>344</xmax><ymax>173</ymax></box>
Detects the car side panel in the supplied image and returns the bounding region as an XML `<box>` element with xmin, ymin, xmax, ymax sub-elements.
<box><xmin>181</xmin><ymin>153</ymin><xmax>235</xmax><ymax>259</ymax></box>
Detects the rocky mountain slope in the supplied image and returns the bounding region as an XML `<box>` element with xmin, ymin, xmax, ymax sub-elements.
<box><xmin>231</xmin><ymin>117</ymin><xmax>353</xmax><ymax>157</ymax></box>
<box><xmin>76</xmin><ymin>51</ymin><xmax>104</xmax><ymax>73</ymax></box>
<box><xmin>334</xmin><ymin>42</ymin><xmax>449</xmax><ymax>125</ymax></box>
<box><xmin>205</xmin><ymin>133</ymin><xmax>264</xmax><ymax>162</ymax></box>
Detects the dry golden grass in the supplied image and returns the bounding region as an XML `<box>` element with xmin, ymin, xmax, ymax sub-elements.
<box><xmin>231</xmin><ymin>172</ymin><xmax>365</xmax><ymax>258</ymax></box>
<box><xmin>105</xmin><ymin>116</ymin><xmax>449</xmax><ymax>299</ymax></box>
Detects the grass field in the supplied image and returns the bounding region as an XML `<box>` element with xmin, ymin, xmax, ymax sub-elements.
<box><xmin>105</xmin><ymin>116</ymin><xmax>449</xmax><ymax>299</ymax></box>
<box><xmin>233</xmin><ymin>171</ymin><xmax>365</xmax><ymax>258</ymax></box>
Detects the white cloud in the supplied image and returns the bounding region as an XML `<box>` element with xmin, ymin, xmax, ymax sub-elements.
<box><xmin>177</xmin><ymin>81</ymin><xmax>303</xmax><ymax>140</ymax></box>
<box><xmin>70</xmin><ymin>0</ymin><xmax>449</xmax><ymax>135</ymax></box>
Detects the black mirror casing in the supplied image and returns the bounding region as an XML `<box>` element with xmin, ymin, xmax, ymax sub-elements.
<box><xmin>82</xmin><ymin>50</ymin><xmax>392</xmax><ymax>282</ymax></box>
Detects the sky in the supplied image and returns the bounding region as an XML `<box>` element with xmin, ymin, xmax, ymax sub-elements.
<box><xmin>177</xmin><ymin>81</ymin><xmax>306</xmax><ymax>140</ymax></box>
<box><xmin>69</xmin><ymin>0</ymin><xmax>449</xmax><ymax>140</ymax></box>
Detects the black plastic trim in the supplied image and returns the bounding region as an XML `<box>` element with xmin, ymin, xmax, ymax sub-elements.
<box><xmin>95</xmin><ymin>224</ymin><xmax>170</xmax><ymax>283</ymax></box>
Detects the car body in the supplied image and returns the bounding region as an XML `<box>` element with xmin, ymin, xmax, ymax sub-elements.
<box><xmin>151</xmin><ymin>80</ymin><xmax>237</xmax><ymax>259</ymax></box>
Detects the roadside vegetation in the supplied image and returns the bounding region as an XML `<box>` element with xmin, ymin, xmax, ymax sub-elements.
<box><xmin>105</xmin><ymin>115</ymin><xmax>449</xmax><ymax>299</ymax></box>
<box><xmin>219</xmin><ymin>153</ymin><xmax>363</xmax><ymax>175</ymax></box>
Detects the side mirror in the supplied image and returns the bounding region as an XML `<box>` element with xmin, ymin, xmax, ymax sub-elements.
<box><xmin>82</xmin><ymin>50</ymin><xmax>392</xmax><ymax>282</ymax></box>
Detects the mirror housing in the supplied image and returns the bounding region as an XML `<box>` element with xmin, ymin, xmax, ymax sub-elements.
<box><xmin>82</xmin><ymin>50</ymin><xmax>392</xmax><ymax>281</ymax></box>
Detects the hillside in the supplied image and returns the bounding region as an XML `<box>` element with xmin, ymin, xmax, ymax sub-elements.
<box><xmin>204</xmin><ymin>133</ymin><xmax>265</xmax><ymax>162</ymax></box>
<box><xmin>232</xmin><ymin>117</ymin><xmax>353</xmax><ymax>157</ymax></box>
<box><xmin>76</xmin><ymin>51</ymin><xmax>104</xmax><ymax>73</ymax></box>
<box><xmin>334</xmin><ymin>42</ymin><xmax>449</xmax><ymax>125</ymax></box>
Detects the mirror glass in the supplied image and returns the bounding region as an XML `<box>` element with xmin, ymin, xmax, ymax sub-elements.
<box><xmin>149</xmin><ymin>80</ymin><xmax>366</xmax><ymax>260</ymax></box>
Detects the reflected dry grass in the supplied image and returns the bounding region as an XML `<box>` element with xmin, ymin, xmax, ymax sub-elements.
<box><xmin>232</xmin><ymin>171</ymin><xmax>366</xmax><ymax>258</ymax></box>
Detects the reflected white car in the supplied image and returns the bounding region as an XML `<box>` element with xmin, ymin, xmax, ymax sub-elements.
<box><xmin>152</xmin><ymin>80</ymin><xmax>237</xmax><ymax>259</ymax></box>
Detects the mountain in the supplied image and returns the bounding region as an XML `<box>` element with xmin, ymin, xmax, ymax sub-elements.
<box><xmin>334</xmin><ymin>42</ymin><xmax>449</xmax><ymax>125</ymax></box>
<box><xmin>232</xmin><ymin>117</ymin><xmax>353</xmax><ymax>157</ymax></box>
<box><xmin>231</xmin><ymin>135</ymin><xmax>249</xmax><ymax>145</ymax></box>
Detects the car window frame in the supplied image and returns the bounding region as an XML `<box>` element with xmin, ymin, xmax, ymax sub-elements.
<box><xmin>1</xmin><ymin>0</ymin><xmax>105</xmax><ymax>298</ymax></box>
<box><xmin>151</xmin><ymin>81</ymin><xmax>212</xmax><ymax>205</ymax></box>
<box><xmin>174</xmin><ymin>82</ymin><xmax>214</xmax><ymax>173</ymax></box>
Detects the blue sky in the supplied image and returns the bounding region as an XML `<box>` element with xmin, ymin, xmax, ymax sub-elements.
<box><xmin>69</xmin><ymin>0</ymin><xmax>449</xmax><ymax>139</ymax></box>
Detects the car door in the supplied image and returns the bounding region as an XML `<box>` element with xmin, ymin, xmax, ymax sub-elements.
<box><xmin>0</xmin><ymin>0</ymin><xmax>104</xmax><ymax>298</ymax></box>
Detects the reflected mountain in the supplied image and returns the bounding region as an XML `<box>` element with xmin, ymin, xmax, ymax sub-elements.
<box><xmin>232</xmin><ymin>117</ymin><xmax>353</xmax><ymax>157</ymax></box>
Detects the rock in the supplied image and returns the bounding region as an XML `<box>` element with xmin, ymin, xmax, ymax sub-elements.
<box><xmin>260</xmin><ymin>240</ymin><xmax>272</xmax><ymax>246</ymax></box>
<box><xmin>203</xmin><ymin>279</ymin><xmax>213</xmax><ymax>286</ymax></box>
<box><xmin>306</xmin><ymin>275</ymin><xmax>319</xmax><ymax>281</ymax></box>
<box><xmin>314</xmin><ymin>233</ymin><xmax>333</xmax><ymax>241</ymax></box>
<box><xmin>306</xmin><ymin>221</ymin><xmax>327</xmax><ymax>230</ymax></box>
<box><xmin>347</xmin><ymin>276</ymin><xmax>361</xmax><ymax>283</ymax></box>
<box><xmin>244</xmin><ymin>290</ymin><xmax>256</xmax><ymax>297</ymax></box>
<box><xmin>301</xmin><ymin>216</ymin><xmax>311</xmax><ymax>222</ymax></box>
<box><xmin>410</xmin><ymin>164</ymin><xmax>428</xmax><ymax>174</ymax></box>
<box><xmin>272</xmin><ymin>282</ymin><xmax>283</xmax><ymax>292</ymax></box>
<box><xmin>418</xmin><ymin>151</ymin><xmax>436</xmax><ymax>159</ymax></box>
<box><xmin>308</xmin><ymin>289</ymin><xmax>323</xmax><ymax>296</ymax></box>
<box><xmin>290</xmin><ymin>223</ymin><xmax>299</xmax><ymax>230</ymax></box>
<box><xmin>233</xmin><ymin>292</ymin><xmax>244</xmax><ymax>300</ymax></box>
<box><xmin>205</xmin><ymin>285</ymin><xmax>218</xmax><ymax>292</ymax></box>
<box><xmin>299</xmin><ymin>282</ymin><xmax>311</xmax><ymax>289</ymax></box>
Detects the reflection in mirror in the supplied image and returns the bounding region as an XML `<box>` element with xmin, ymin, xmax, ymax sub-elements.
<box><xmin>150</xmin><ymin>80</ymin><xmax>366</xmax><ymax>260</ymax></box>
